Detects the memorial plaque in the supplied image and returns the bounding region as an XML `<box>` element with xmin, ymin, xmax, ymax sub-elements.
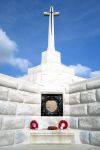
<box><xmin>41</xmin><ymin>94</ymin><xmax>63</xmax><ymax>116</ymax></box>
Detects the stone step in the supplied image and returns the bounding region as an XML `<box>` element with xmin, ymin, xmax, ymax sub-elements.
<box><xmin>30</xmin><ymin>129</ymin><xmax>75</xmax><ymax>144</ymax></box>
<box><xmin>0</xmin><ymin>144</ymin><xmax>99</xmax><ymax>150</ymax></box>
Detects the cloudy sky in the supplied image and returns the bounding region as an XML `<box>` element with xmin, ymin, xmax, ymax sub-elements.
<box><xmin>0</xmin><ymin>0</ymin><xmax>100</xmax><ymax>78</ymax></box>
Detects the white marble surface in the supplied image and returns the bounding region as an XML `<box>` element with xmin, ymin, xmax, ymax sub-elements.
<box><xmin>30</xmin><ymin>129</ymin><xmax>73</xmax><ymax>135</ymax></box>
<box><xmin>30</xmin><ymin>129</ymin><xmax>75</xmax><ymax>144</ymax></box>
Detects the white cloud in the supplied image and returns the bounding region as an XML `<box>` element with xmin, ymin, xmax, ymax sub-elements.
<box><xmin>0</xmin><ymin>28</ymin><xmax>31</xmax><ymax>72</ymax></box>
<box><xmin>69</xmin><ymin>64</ymin><xmax>91</xmax><ymax>78</ymax></box>
<box><xmin>9</xmin><ymin>57</ymin><xmax>31</xmax><ymax>72</ymax></box>
<box><xmin>90</xmin><ymin>71</ymin><xmax>100</xmax><ymax>78</ymax></box>
<box><xmin>69</xmin><ymin>64</ymin><xmax>100</xmax><ymax>78</ymax></box>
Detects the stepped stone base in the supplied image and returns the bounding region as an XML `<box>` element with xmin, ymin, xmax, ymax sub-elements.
<box><xmin>30</xmin><ymin>130</ymin><xmax>75</xmax><ymax>144</ymax></box>
<box><xmin>0</xmin><ymin>144</ymin><xmax>100</xmax><ymax>150</ymax></box>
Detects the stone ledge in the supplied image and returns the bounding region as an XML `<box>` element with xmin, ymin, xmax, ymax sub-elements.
<box><xmin>30</xmin><ymin>129</ymin><xmax>74</xmax><ymax>135</ymax></box>
<box><xmin>30</xmin><ymin>129</ymin><xmax>75</xmax><ymax>144</ymax></box>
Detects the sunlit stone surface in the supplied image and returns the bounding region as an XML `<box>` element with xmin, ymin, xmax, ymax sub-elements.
<box><xmin>0</xmin><ymin>6</ymin><xmax>100</xmax><ymax>148</ymax></box>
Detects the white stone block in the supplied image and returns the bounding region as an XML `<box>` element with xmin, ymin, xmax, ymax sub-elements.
<box><xmin>90</xmin><ymin>131</ymin><xmax>100</xmax><ymax>146</ymax></box>
<box><xmin>15</xmin><ymin>130</ymin><xmax>26</xmax><ymax>144</ymax></box>
<box><xmin>0</xmin><ymin>131</ymin><xmax>14</xmax><ymax>147</ymax></box>
<box><xmin>69</xmin><ymin>83</ymin><xmax>86</xmax><ymax>93</ymax></box>
<box><xmin>18</xmin><ymin>80</ymin><xmax>39</xmax><ymax>93</ymax></box>
<box><xmin>69</xmin><ymin>93</ymin><xmax>80</xmax><ymax>104</ymax></box>
<box><xmin>70</xmin><ymin>104</ymin><xmax>87</xmax><ymax>116</ymax></box>
<box><xmin>0</xmin><ymin>77</ymin><xmax>17</xmax><ymax>89</ymax></box>
<box><xmin>63</xmin><ymin>105</ymin><xmax>70</xmax><ymax>116</ymax></box>
<box><xmin>79</xmin><ymin>131</ymin><xmax>89</xmax><ymax>144</ymax></box>
<box><xmin>79</xmin><ymin>117</ymin><xmax>100</xmax><ymax>130</ymax></box>
<box><xmin>23</xmin><ymin>92</ymin><xmax>40</xmax><ymax>104</ymax></box>
<box><xmin>8</xmin><ymin>89</ymin><xmax>23</xmax><ymax>103</ymax></box>
<box><xmin>80</xmin><ymin>90</ymin><xmax>96</xmax><ymax>103</ymax></box>
<box><xmin>40</xmin><ymin>85</ymin><xmax>64</xmax><ymax>93</ymax></box>
<box><xmin>0</xmin><ymin>101</ymin><xmax>16</xmax><ymax>115</ymax></box>
<box><xmin>65</xmin><ymin>86</ymin><xmax>69</xmax><ymax>94</ymax></box>
<box><xmin>88</xmin><ymin>102</ymin><xmax>100</xmax><ymax>115</ymax></box>
<box><xmin>0</xmin><ymin>86</ymin><xmax>8</xmax><ymax>101</ymax></box>
<box><xmin>17</xmin><ymin>104</ymin><xmax>40</xmax><ymax>116</ymax></box>
<box><xmin>0</xmin><ymin>117</ymin><xmax>2</xmax><ymax>129</ymax></box>
<box><xmin>2</xmin><ymin>117</ymin><xmax>25</xmax><ymax>130</ymax></box>
<box><xmin>96</xmin><ymin>88</ymin><xmax>100</xmax><ymax>101</ymax></box>
<box><xmin>70</xmin><ymin>117</ymin><xmax>78</xmax><ymax>129</ymax></box>
<box><xmin>87</xmin><ymin>78</ymin><xmax>100</xmax><ymax>89</ymax></box>
<box><xmin>63</xmin><ymin>94</ymin><xmax>69</xmax><ymax>104</ymax></box>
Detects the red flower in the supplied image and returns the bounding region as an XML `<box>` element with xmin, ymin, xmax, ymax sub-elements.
<box><xmin>48</xmin><ymin>126</ymin><xmax>58</xmax><ymax>130</ymax></box>
<box><xmin>30</xmin><ymin>120</ymin><xmax>38</xmax><ymax>129</ymax></box>
<box><xmin>58</xmin><ymin>120</ymin><xmax>68</xmax><ymax>129</ymax></box>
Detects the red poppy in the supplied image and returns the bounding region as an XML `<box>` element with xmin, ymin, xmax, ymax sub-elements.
<box><xmin>58</xmin><ymin>120</ymin><xmax>68</xmax><ymax>129</ymax></box>
<box><xmin>30</xmin><ymin>120</ymin><xmax>38</xmax><ymax>129</ymax></box>
<box><xmin>48</xmin><ymin>126</ymin><xmax>58</xmax><ymax>130</ymax></box>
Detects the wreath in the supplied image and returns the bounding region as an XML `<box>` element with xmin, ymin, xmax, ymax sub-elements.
<box><xmin>30</xmin><ymin>120</ymin><xmax>38</xmax><ymax>129</ymax></box>
<box><xmin>41</xmin><ymin>94</ymin><xmax>63</xmax><ymax>116</ymax></box>
<box><xmin>58</xmin><ymin>120</ymin><xmax>68</xmax><ymax>129</ymax></box>
<box><xmin>47</xmin><ymin>126</ymin><xmax>58</xmax><ymax>130</ymax></box>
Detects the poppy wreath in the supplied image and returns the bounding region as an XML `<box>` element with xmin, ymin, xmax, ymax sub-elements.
<box><xmin>47</xmin><ymin>126</ymin><xmax>58</xmax><ymax>130</ymax></box>
<box><xmin>30</xmin><ymin>120</ymin><xmax>38</xmax><ymax>129</ymax></box>
<box><xmin>58</xmin><ymin>120</ymin><xmax>68</xmax><ymax>129</ymax></box>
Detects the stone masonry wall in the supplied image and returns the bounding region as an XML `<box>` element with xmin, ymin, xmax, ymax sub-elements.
<box><xmin>0</xmin><ymin>74</ymin><xmax>70</xmax><ymax>147</ymax></box>
<box><xmin>0</xmin><ymin>74</ymin><xmax>41</xmax><ymax>147</ymax></box>
<box><xmin>69</xmin><ymin>77</ymin><xmax>100</xmax><ymax>146</ymax></box>
<box><xmin>0</xmin><ymin>73</ymin><xmax>100</xmax><ymax>147</ymax></box>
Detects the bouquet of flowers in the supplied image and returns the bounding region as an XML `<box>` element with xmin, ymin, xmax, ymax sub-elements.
<box><xmin>47</xmin><ymin>126</ymin><xmax>58</xmax><ymax>130</ymax></box>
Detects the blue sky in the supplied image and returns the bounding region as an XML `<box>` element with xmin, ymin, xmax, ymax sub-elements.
<box><xmin>0</xmin><ymin>0</ymin><xmax>100</xmax><ymax>78</ymax></box>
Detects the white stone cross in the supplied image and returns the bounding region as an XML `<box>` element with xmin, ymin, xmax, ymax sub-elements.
<box><xmin>44</xmin><ymin>6</ymin><xmax>59</xmax><ymax>51</ymax></box>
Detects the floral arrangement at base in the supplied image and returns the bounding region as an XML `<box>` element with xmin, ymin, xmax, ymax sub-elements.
<box><xmin>30</xmin><ymin>120</ymin><xmax>38</xmax><ymax>129</ymax></box>
<box><xmin>47</xmin><ymin>126</ymin><xmax>58</xmax><ymax>130</ymax></box>
<box><xmin>58</xmin><ymin>120</ymin><xmax>68</xmax><ymax>129</ymax></box>
<box><xmin>30</xmin><ymin>119</ymin><xmax>68</xmax><ymax>130</ymax></box>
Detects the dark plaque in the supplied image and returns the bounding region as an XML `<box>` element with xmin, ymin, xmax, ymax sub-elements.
<box><xmin>41</xmin><ymin>94</ymin><xmax>63</xmax><ymax>116</ymax></box>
